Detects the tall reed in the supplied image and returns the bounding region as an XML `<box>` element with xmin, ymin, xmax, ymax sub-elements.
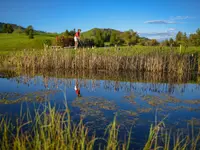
<box><xmin>3</xmin><ymin>48</ymin><xmax>199</xmax><ymax>73</ymax></box>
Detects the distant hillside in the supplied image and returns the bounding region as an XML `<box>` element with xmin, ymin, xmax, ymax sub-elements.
<box><xmin>0</xmin><ymin>22</ymin><xmax>25</xmax><ymax>32</ymax></box>
<box><xmin>0</xmin><ymin>22</ymin><xmax>45</xmax><ymax>34</ymax></box>
<box><xmin>82</xmin><ymin>28</ymin><xmax>121</xmax><ymax>39</ymax></box>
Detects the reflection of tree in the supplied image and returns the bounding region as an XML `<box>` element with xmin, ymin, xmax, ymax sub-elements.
<box><xmin>5</xmin><ymin>72</ymin><xmax>200</xmax><ymax>113</ymax></box>
<box><xmin>8</xmin><ymin>70</ymin><xmax>200</xmax><ymax>95</ymax></box>
<box><xmin>0</xmin><ymin>70</ymin><xmax>18</xmax><ymax>78</ymax></box>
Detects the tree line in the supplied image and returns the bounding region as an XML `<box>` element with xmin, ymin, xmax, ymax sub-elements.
<box><xmin>2</xmin><ymin>24</ymin><xmax>14</xmax><ymax>33</ymax></box>
<box><xmin>1</xmin><ymin>23</ymin><xmax>200</xmax><ymax>47</ymax></box>
<box><xmin>65</xmin><ymin>28</ymin><xmax>200</xmax><ymax>47</ymax></box>
<box><xmin>56</xmin><ymin>27</ymin><xmax>200</xmax><ymax>47</ymax></box>
<box><xmin>1</xmin><ymin>23</ymin><xmax>34</xmax><ymax>39</ymax></box>
<box><xmin>161</xmin><ymin>29</ymin><xmax>200</xmax><ymax>47</ymax></box>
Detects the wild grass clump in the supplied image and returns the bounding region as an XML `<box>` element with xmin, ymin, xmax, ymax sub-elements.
<box><xmin>0</xmin><ymin>103</ymin><xmax>96</xmax><ymax>150</ymax></box>
<box><xmin>0</xmin><ymin>102</ymin><xmax>200</xmax><ymax>150</ymax></box>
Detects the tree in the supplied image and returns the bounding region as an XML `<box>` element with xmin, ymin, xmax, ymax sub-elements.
<box><xmin>65</xmin><ymin>30</ymin><xmax>70</xmax><ymax>37</ymax></box>
<box><xmin>14</xmin><ymin>27</ymin><xmax>23</xmax><ymax>34</ymax></box>
<box><xmin>189</xmin><ymin>33</ymin><xmax>199</xmax><ymax>46</ymax></box>
<box><xmin>150</xmin><ymin>39</ymin><xmax>159</xmax><ymax>46</ymax></box>
<box><xmin>2</xmin><ymin>24</ymin><xmax>14</xmax><ymax>33</ymax></box>
<box><xmin>121</xmin><ymin>30</ymin><xmax>138</xmax><ymax>46</ymax></box>
<box><xmin>69</xmin><ymin>29</ymin><xmax>76</xmax><ymax>36</ymax></box>
<box><xmin>2</xmin><ymin>24</ymin><xmax>8</xmax><ymax>33</ymax></box>
<box><xmin>110</xmin><ymin>32</ymin><xmax>121</xmax><ymax>46</ymax></box>
<box><xmin>7</xmin><ymin>24</ymin><xmax>14</xmax><ymax>33</ymax></box>
<box><xmin>29</xmin><ymin>30</ymin><xmax>34</xmax><ymax>39</ymax></box>
<box><xmin>138</xmin><ymin>37</ymin><xmax>149</xmax><ymax>46</ymax></box>
<box><xmin>103</xmin><ymin>31</ymin><xmax>111</xmax><ymax>42</ymax></box>
<box><xmin>94</xmin><ymin>29</ymin><xmax>104</xmax><ymax>47</ymax></box>
<box><xmin>196</xmin><ymin>29</ymin><xmax>200</xmax><ymax>46</ymax></box>
<box><xmin>25</xmin><ymin>25</ymin><xmax>32</xmax><ymax>35</ymax></box>
<box><xmin>176</xmin><ymin>31</ymin><xmax>183</xmax><ymax>45</ymax></box>
<box><xmin>169</xmin><ymin>38</ymin><xmax>174</xmax><ymax>47</ymax></box>
<box><xmin>161</xmin><ymin>39</ymin><xmax>170</xmax><ymax>46</ymax></box>
<box><xmin>189</xmin><ymin>29</ymin><xmax>200</xmax><ymax>46</ymax></box>
<box><xmin>25</xmin><ymin>25</ymin><xmax>34</xmax><ymax>39</ymax></box>
<box><xmin>181</xmin><ymin>32</ymin><xmax>188</xmax><ymax>47</ymax></box>
<box><xmin>122</xmin><ymin>31</ymin><xmax>131</xmax><ymax>46</ymax></box>
<box><xmin>129</xmin><ymin>35</ymin><xmax>138</xmax><ymax>45</ymax></box>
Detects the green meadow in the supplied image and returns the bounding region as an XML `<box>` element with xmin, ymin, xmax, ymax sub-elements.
<box><xmin>0</xmin><ymin>33</ymin><xmax>199</xmax><ymax>55</ymax></box>
<box><xmin>0</xmin><ymin>33</ymin><xmax>56</xmax><ymax>54</ymax></box>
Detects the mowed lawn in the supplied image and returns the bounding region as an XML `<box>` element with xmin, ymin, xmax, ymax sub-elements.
<box><xmin>0</xmin><ymin>33</ymin><xmax>56</xmax><ymax>54</ymax></box>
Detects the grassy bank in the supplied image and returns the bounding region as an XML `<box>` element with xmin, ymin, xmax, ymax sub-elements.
<box><xmin>2</xmin><ymin>47</ymin><xmax>200</xmax><ymax>73</ymax></box>
<box><xmin>0</xmin><ymin>33</ymin><xmax>56</xmax><ymax>54</ymax></box>
<box><xmin>0</xmin><ymin>102</ymin><xmax>199</xmax><ymax>150</ymax></box>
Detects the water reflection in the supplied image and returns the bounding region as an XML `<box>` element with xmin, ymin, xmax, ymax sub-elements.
<box><xmin>0</xmin><ymin>69</ymin><xmax>200</xmax><ymax>148</ymax></box>
<box><xmin>74</xmin><ymin>79</ymin><xmax>81</xmax><ymax>97</ymax></box>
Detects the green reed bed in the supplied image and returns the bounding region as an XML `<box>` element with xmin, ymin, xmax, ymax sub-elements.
<box><xmin>2</xmin><ymin>46</ymin><xmax>199</xmax><ymax>73</ymax></box>
<box><xmin>0</xmin><ymin>102</ymin><xmax>200</xmax><ymax>150</ymax></box>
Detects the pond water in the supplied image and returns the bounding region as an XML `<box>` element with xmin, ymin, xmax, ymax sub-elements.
<box><xmin>0</xmin><ymin>70</ymin><xmax>200</xmax><ymax>149</ymax></box>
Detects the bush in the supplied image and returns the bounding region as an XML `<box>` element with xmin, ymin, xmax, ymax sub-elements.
<box><xmin>82</xmin><ymin>38</ymin><xmax>95</xmax><ymax>47</ymax></box>
<box><xmin>13</xmin><ymin>27</ymin><xmax>23</xmax><ymax>34</ymax></box>
<box><xmin>28</xmin><ymin>30</ymin><xmax>34</xmax><ymax>39</ymax></box>
<box><xmin>25</xmin><ymin>25</ymin><xmax>34</xmax><ymax>39</ymax></box>
<box><xmin>43</xmin><ymin>39</ymin><xmax>52</xmax><ymax>46</ymax></box>
<box><xmin>56</xmin><ymin>36</ymin><xmax>74</xmax><ymax>47</ymax></box>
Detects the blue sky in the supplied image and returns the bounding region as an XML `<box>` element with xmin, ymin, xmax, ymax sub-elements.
<box><xmin>0</xmin><ymin>0</ymin><xmax>199</xmax><ymax>40</ymax></box>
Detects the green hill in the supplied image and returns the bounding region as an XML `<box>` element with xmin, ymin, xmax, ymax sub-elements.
<box><xmin>0</xmin><ymin>22</ymin><xmax>46</xmax><ymax>34</ymax></box>
<box><xmin>82</xmin><ymin>28</ymin><xmax>121</xmax><ymax>39</ymax></box>
<box><xmin>0</xmin><ymin>22</ymin><xmax>25</xmax><ymax>32</ymax></box>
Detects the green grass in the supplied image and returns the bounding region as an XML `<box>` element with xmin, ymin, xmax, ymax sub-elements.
<box><xmin>89</xmin><ymin>45</ymin><xmax>200</xmax><ymax>56</ymax></box>
<box><xmin>1</xmin><ymin>32</ymin><xmax>200</xmax><ymax>56</ymax></box>
<box><xmin>0</xmin><ymin>33</ymin><xmax>56</xmax><ymax>54</ymax></box>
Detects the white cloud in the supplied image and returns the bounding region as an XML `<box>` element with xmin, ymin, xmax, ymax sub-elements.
<box><xmin>144</xmin><ymin>16</ymin><xmax>195</xmax><ymax>25</ymax></box>
<box><xmin>144</xmin><ymin>20</ymin><xmax>177</xmax><ymax>24</ymax></box>
<box><xmin>168</xmin><ymin>28</ymin><xmax>176</xmax><ymax>31</ymax></box>
<box><xmin>139</xmin><ymin>30</ymin><xmax>177</xmax><ymax>40</ymax></box>
<box><xmin>139</xmin><ymin>31</ymin><xmax>176</xmax><ymax>36</ymax></box>
<box><xmin>143</xmin><ymin>16</ymin><xmax>195</xmax><ymax>40</ymax></box>
<box><xmin>170</xmin><ymin>16</ymin><xmax>195</xmax><ymax>20</ymax></box>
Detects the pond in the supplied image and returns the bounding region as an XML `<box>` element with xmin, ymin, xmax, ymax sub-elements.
<box><xmin>0</xmin><ymin>70</ymin><xmax>200</xmax><ymax>149</ymax></box>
